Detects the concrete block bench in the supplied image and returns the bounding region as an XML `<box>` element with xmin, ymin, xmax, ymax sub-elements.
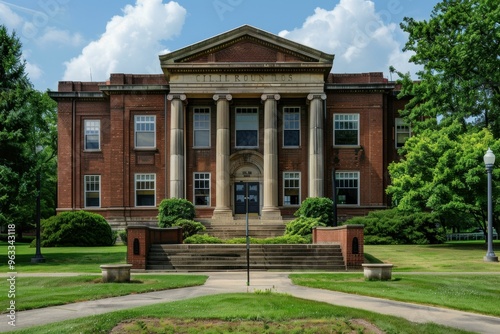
<box><xmin>362</xmin><ymin>263</ymin><xmax>394</xmax><ymax>281</ymax></box>
<box><xmin>100</xmin><ymin>264</ymin><xmax>133</xmax><ymax>283</ymax></box>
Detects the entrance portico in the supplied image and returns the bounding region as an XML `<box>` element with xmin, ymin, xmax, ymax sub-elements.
<box><xmin>160</xmin><ymin>25</ymin><xmax>334</xmax><ymax>220</ymax></box>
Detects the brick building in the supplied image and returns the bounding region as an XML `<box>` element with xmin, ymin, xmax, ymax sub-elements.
<box><xmin>50</xmin><ymin>25</ymin><xmax>408</xmax><ymax>227</ymax></box>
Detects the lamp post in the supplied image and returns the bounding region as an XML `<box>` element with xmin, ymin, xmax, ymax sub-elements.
<box><xmin>31</xmin><ymin>145</ymin><xmax>45</xmax><ymax>263</ymax></box>
<box><xmin>245</xmin><ymin>183</ymin><xmax>250</xmax><ymax>286</ymax></box>
<box><xmin>483</xmin><ymin>148</ymin><xmax>498</xmax><ymax>262</ymax></box>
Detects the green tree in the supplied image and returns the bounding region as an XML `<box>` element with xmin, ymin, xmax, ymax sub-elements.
<box><xmin>397</xmin><ymin>0</ymin><xmax>500</xmax><ymax>136</ymax></box>
<box><xmin>0</xmin><ymin>25</ymin><xmax>57</xmax><ymax>234</ymax></box>
<box><xmin>387</xmin><ymin>124</ymin><xmax>500</xmax><ymax>234</ymax></box>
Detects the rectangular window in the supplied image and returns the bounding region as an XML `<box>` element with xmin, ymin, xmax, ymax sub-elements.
<box><xmin>135</xmin><ymin>115</ymin><xmax>155</xmax><ymax>148</ymax></box>
<box><xmin>193</xmin><ymin>107</ymin><xmax>210</xmax><ymax>147</ymax></box>
<box><xmin>283</xmin><ymin>172</ymin><xmax>300</xmax><ymax>205</ymax></box>
<box><xmin>235</xmin><ymin>107</ymin><xmax>258</xmax><ymax>147</ymax></box>
<box><xmin>334</xmin><ymin>114</ymin><xmax>359</xmax><ymax>146</ymax></box>
<box><xmin>194</xmin><ymin>172</ymin><xmax>210</xmax><ymax>206</ymax></box>
<box><xmin>395</xmin><ymin>118</ymin><xmax>411</xmax><ymax>148</ymax></box>
<box><xmin>283</xmin><ymin>107</ymin><xmax>300</xmax><ymax>147</ymax></box>
<box><xmin>335</xmin><ymin>171</ymin><xmax>359</xmax><ymax>205</ymax></box>
<box><xmin>84</xmin><ymin>175</ymin><xmax>100</xmax><ymax>207</ymax></box>
<box><xmin>135</xmin><ymin>174</ymin><xmax>155</xmax><ymax>206</ymax></box>
<box><xmin>84</xmin><ymin>120</ymin><xmax>100</xmax><ymax>150</ymax></box>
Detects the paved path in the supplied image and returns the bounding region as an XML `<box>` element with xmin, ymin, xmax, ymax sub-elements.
<box><xmin>2</xmin><ymin>272</ymin><xmax>500</xmax><ymax>333</ymax></box>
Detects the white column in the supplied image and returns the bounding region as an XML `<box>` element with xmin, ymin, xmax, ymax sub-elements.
<box><xmin>167</xmin><ymin>94</ymin><xmax>186</xmax><ymax>198</ymax></box>
<box><xmin>308</xmin><ymin>93</ymin><xmax>326</xmax><ymax>198</ymax></box>
<box><xmin>212</xmin><ymin>94</ymin><xmax>233</xmax><ymax>219</ymax></box>
<box><xmin>261</xmin><ymin>94</ymin><xmax>282</xmax><ymax>220</ymax></box>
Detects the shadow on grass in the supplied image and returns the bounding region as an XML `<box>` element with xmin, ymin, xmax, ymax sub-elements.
<box><xmin>363</xmin><ymin>253</ymin><xmax>383</xmax><ymax>263</ymax></box>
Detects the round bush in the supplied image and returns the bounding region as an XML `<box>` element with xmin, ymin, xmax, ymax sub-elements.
<box><xmin>173</xmin><ymin>219</ymin><xmax>206</xmax><ymax>239</ymax></box>
<box><xmin>40</xmin><ymin>211</ymin><xmax>114</xmax><ymax>247</ymax></box>
<box><xmin>158</xmin><ymin>198</ymin><xmax>195</xmax><ymax>227</ymax></box>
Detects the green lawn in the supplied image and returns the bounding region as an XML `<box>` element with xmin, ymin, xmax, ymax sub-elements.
<box><xmin>7</xmin><ymin>293</ymin><xmax>471</xmax><ymax>334</ymax></box>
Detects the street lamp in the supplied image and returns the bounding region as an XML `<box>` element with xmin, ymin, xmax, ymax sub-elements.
<box><xmin>483</xmin><ymin>148</ymin><xmax>498</xmax><ymax>262</ymax></box>
<box><xmin>31</xmin><ymin>145</ymin><xmax>45</xmax><ymax>263</ymax></box>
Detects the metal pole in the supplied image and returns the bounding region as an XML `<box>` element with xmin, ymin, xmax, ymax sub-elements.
<box><xmin>332</xmin><ymin>170</ymin><xmax>338</xmax><ymax>227</ymax></box>
<box><xmin>245</xmin><ymin>183</ymin><xmax>250</xmax><ymax>285</ymax></box>
<box><xmin>32</xmin><ymin>169</ymin><xmax>45</xmax><ymax>263</ymax></box>
<box><xmin>485</xmin><ymin>164</ymin><xmax>498</xmax><ymax>262</ymax></box>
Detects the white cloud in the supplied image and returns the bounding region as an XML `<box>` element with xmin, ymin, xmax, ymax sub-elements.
<box><xmin>279</xmin><ymin>0</ymin><xmax>419</xmax><ymax>78</ymax></box>
<box><xmin>63</xmin><ymin>0</ymin><xmax>186</xmax><ymax>82</ymax></box>
<box><xmin>37</xmin><ymin>27</ymin><xmax>84</xmax><ymax>48</ymax></box>
<box><xmin>0</xmin><ymin>3</ymin><xmax>23</xmax><ymax>29</ymax></box>
<box><xmin>25</xmin><ymin>60</ymin><xmax>43</xmax><ymax>80</ymax></box>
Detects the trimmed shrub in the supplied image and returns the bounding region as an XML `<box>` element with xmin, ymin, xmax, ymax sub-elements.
<box><xmin>183</xmin><ymin>234</ymin><xmax>223</xmax><ymax>244</ymax></box>
<box><xmin>118</xmin><ymin>230</ymin><xmax>127</xmax><ymax>245</ymax></box>
<box><xmin>285</xmin><ymin>217</ymin><xmax>326</xmax><ymax>239</ymax></box>
<box><xmin>158</xmin><ymin>198</ymin><xmax>195</xmax><ymax>227</ymax></box>
<box><xmin>344</xmin><ymin>208</ymin><xmax>446</xmax><ymax>245</ymax></box>
<box><xmin>294</xmin><ymin>197</ymin><xmax>334</xmax><ymax>226</ymax></box>
<box><xmin>40</xmin><ymin>211</ymin><xmax>114</xmax><ymax>247</ymax></box>
<box><xmin>173</xmin><ymin>219</ymin><xmax>206</xmax><ymax>239</ymax></box>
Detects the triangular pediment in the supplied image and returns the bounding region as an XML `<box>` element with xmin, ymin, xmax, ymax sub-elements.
<box><xmin>160</xmin><ymin>25</ymin><xmax>334</xmax><ymax>79</ymax></box>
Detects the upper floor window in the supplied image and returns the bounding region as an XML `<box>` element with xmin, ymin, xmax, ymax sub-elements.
<box><xmin>84</xmin><ymin>120</ymin><xmax>100</xmax><ymax>150</ymax></box>
<box><xmin>194</xmin><ymin>172</ymin><xmax>210</xmax><ymax>206</ymax></box>
<box><xmin>135</xmin><ymin>115</ymin><xmax>155</xmax><ymax>148</ymax></box>
<box><xmin>335</xmin><ymin>171</ymin><xmax>359</xmax><ymax>205</ymax></box>
<box><xmin>283</xmin><ymin>172</ymin><xmax>300</xmax><ymax>205</ymax></box>
<box><xmin>235</xmin><ymin>107</ymin><xmax>258</xmax><ymax>148</ymax></box>
<box><xmin>135</xmin><ymin>173</ymin><xmax>155</xmax><ymax>206</ymax></box>
<box><xmin>283</xmin><ymin>107</ymin><xmax>300</xmax><ymax>147</ymax></box>
<box><xmin>84</xmin><ymin>175</ymin><xmax>100</xmax><ymax>207</ymax></box>
<box><xmin>193</xmin><ymin>107</ymin><xmax>210</xmax><ymax>147</ymax></box>
<box><xmin>395</xmin><ymin>118</ymin><xmax>411</xmax><ymax>148</ymax></box>
<box><xmin>334</xmin><ymin>114</ymin><xmax>359</xmax><ymax>146</ymax></box>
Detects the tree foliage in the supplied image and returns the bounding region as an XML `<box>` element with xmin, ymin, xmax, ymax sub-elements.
<box><xmin>397</xmin><ymin>0</ymin><xmax>500</xmax><ymax>135</ymax></box>
<box><xmin>158</xmin><ymin>198</ymin><xmax>195</xmax><ymax>227</ymax></box>
<box><xmin>294</xmin><ymin>197</ymin><xmax>334</xmax><ymax>226</ymax></box>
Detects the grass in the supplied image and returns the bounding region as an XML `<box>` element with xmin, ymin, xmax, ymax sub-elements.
<box><xmin>0</xmin><ymin>275</ymin><xmax>208</xmax><ymax>312</ymax></box>
<box><xmin>0</xmin><ymin>242</ymin><xmax>127</xmax><ymax>273</ymax></box>
<box><xmin>290</xmin><ymin>273</ymin><xmax>500</xmax><ymax>316</ymax></box>
<box><xmin>7</xmin><ymin>293</ymin><xmax>472</xmax><ymax>334</ymax></box>
<box><xmin>364</xmin><ymin>241</ymin><xmax>500</xmax><ymax>272</ymax></box>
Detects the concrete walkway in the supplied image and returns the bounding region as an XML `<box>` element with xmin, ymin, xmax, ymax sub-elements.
<box><xmin>2</xmin><ymin>272</ymin><xmax>500</xmax><ymax>333</ymax></box>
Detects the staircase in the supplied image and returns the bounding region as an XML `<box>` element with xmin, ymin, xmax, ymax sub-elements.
<box><xmin>147</xmin><ymin>244</ymin><xmax>345</xmax><ymax>271</ymax></box>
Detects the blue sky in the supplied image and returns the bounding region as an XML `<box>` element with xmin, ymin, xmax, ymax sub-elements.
<box><xmin>0</xmin><ymin>0</ymin><xmax>438</xmax><ymax>91</ymax></box>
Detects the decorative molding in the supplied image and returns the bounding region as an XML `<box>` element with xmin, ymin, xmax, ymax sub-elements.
<box><xmin>261</xmin><ymin>94</ymin><xmax>281</xmax><ymax>101</ymax></box>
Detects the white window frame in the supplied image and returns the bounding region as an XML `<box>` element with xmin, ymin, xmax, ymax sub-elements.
<box><xmin>193</xmin><ymin>107</ymin><xmax>211</xmax><ymax>148</ymax></box>
<box><xmin>235</xmin><ymin>107</ymin><xmax>259</xmax><ymax>148</ymax></box>
<box><xmin>283</xmin><ymin>107</ymin><xmax>300</xmax><ymax>147</ymax></box>
<box><xmin>335</xmin><ymin>171</ymin><xmax>360</xmax><ymax>205</ymax></box>
<box><xmin>193</xmin><ymin>172</ymin><xmax>210</xmax><ymax>206</ymax></box>
<box><xmin>333</xmin><ymin>114</ymin><xmax>359</xmax><ymax>146</ymax></box>
<box><xmin>84</xmin><ymin>120</ymin><xmax>100</xmax><ymax>151</ymax></box>
<box><xmin>395</xmin><ymin>118</ymin><xmax>411</xmax><ymax>148</ymax></box>
<box><xmin>84</xmin><ymin>175</ymin><xmax>100</xmax><ymax>208</ymax></box>
<box><xmin>283</xmin><ymin>172</ymin><xmax>301</xmax><ymax>206</ymax></box>
<box><xmin>135</xmin><ymin>173</ymin><xmax>156</xmax><ymax>207</ymax></box>
<box><xmin>134</xmin><ymin>115</ymin><xmax>156</xmax><ymax>149</ymax></box>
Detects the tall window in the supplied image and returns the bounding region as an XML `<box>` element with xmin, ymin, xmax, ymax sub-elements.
<box><xmin>235</xmin><ymin>107</ymin><xmax>258</xmax><ymax>147</ymax></box>
<box><xmin>135</xmin><ymin>174</ymin><xmax>155</xmax><ymax>206</ymax></box>
<box><xmin>283</xmin><ymin>172</ymin><xmax>300</xmax><ymax>205</ymax></box>
<box><xmin>335</xmin><ymin>171</ymin><xmax>359</xmax><ymax>205</ymax></box>
<box><xmin>84</xmin><ymin>120</ymin><xmax>100</xmax><ymax>150</ymax></box>
<box><xmin>283</xmin><ymin>107</ymin><xmax>300</xmax><ymax>147</ymax></box>
<box><xmin>395</xmin><ymin>118</ymin><xmax>411</xmax><ymax>148</ymax></box>
<box><xmin>334</xmin><ymin>114</ymin><xmax>359</xmax><ymax>146</ymax></box>
<box><xmin>84</xmin><ymin>175</ymin><xmax>100</xmax><ymax>207</ymax></box>
<box><xmin>194</xmin><ymin>172</ymin><xmax>210</xmax><ymax>206</ymax></box>
<box><xmin>135</xmin><ymin>116</ymin><xmax>155</xmax><ymax>148</ymax></box>
<box><xmin>193</xmin><ymin>107</ymin><xmax>210</xmax><ymax>147</ymax></box>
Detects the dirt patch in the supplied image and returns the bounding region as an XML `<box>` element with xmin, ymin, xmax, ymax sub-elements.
<box><xmin>110</xmin><ymin>317</ymin><xmax>385</xmax><ymax>333</ymax></box>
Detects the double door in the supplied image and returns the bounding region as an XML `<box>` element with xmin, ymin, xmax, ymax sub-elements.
<box><xmin>234</xmin><ymin>182</ymin><xmax>259</xmax><ymax>214</ymax></box>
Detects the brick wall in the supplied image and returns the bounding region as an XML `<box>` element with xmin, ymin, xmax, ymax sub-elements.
<box><xmin>312</xmin><ymin>225</ymin><xmax>364</xmax><ymax>268</ymax></box>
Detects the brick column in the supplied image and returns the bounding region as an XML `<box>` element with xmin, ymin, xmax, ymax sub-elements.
<box><xmin>168</xmin><ymin>94</ymin><xmax>186</xmax><ymax>198</ymax></box>
<box><xmin>261</xmin><ymin>94</ymin><xmax>281</xmax><ymax>220</ymax></box>
<box><xmin>307</xmin><ymin>93</ymin><xmax>326</xmax><ymax>198</ymax></box>
<box><xmin>212</xmin><ymin>94</ymin><xmax>233</xmax><ymax>219</ymax></box>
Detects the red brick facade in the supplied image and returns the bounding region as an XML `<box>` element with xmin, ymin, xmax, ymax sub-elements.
<box><xmin>50</xmin><ymin>26</ymin><xmax>406</xmax><ymax>227</ymax></box>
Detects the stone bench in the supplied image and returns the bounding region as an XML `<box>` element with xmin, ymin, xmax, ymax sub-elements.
<box><xmin>100</xmin><ymin>264</ymin><xmax>133</xmax><ymax>283</ymax></box>
<box><xmin>362</xmin><ymin>263</ymin><xmax>394</xmax><ymax>281</ymax></box>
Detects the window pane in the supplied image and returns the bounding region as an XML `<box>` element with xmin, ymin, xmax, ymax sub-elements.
<box><xmin>236</xmin><ymin>130</ymin><xmax>258</xmax><ymax>147</ymax></box>
<box><xmin>84</xmin><ymin>175</ymin><xmax>100</xmax><ymax>207</ymax></box>
<box><xmin>335</xmin><ymin>172</ymin><xmax>359</xmax><ymax>205</ymax></box>
<box><xmin>135</xmin><ymin>116</ymin><xmax>155</xmax><ymax>148</ymax></box>
<box><xmin>84</xmin><ymin>120</ymin><xmax>100</xmax><ymax>150</ymax></box>
<box><xmin>136</xmin><ymin>132</ymin><xmax>155</xmax><ymax>148</ymax></box>
<box><xmin>236</xmin><ymin>108</ymin><xmax>258</xmax><ymax>147</ymax></box>
<box><xmin>284</xmin><ymin>172</ymin><xmax>300</xmax><ymax>206</ymax></box>
<box><xmin>194</xmin><ymin>173</ymin><xmax>210</xmax><ymax>206</ymax></box>
<box><xmin>334</xmin><ymin>114</ymin><xmax>359</xmax><ymax>146</ymax></box>
<box><xmin>284</xmin><ymin>130</ymin><xmax>300</xmax><ymax>146</ymax></box>
<box><xmin>135</xmin><ymin>174</ymin><xmax>155</xmax><ymax>206</ymax></box>
<box><xmin>194</xmin><ymin>130</ymin><xmax>210</xmax><ymax>147</ymax></box>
